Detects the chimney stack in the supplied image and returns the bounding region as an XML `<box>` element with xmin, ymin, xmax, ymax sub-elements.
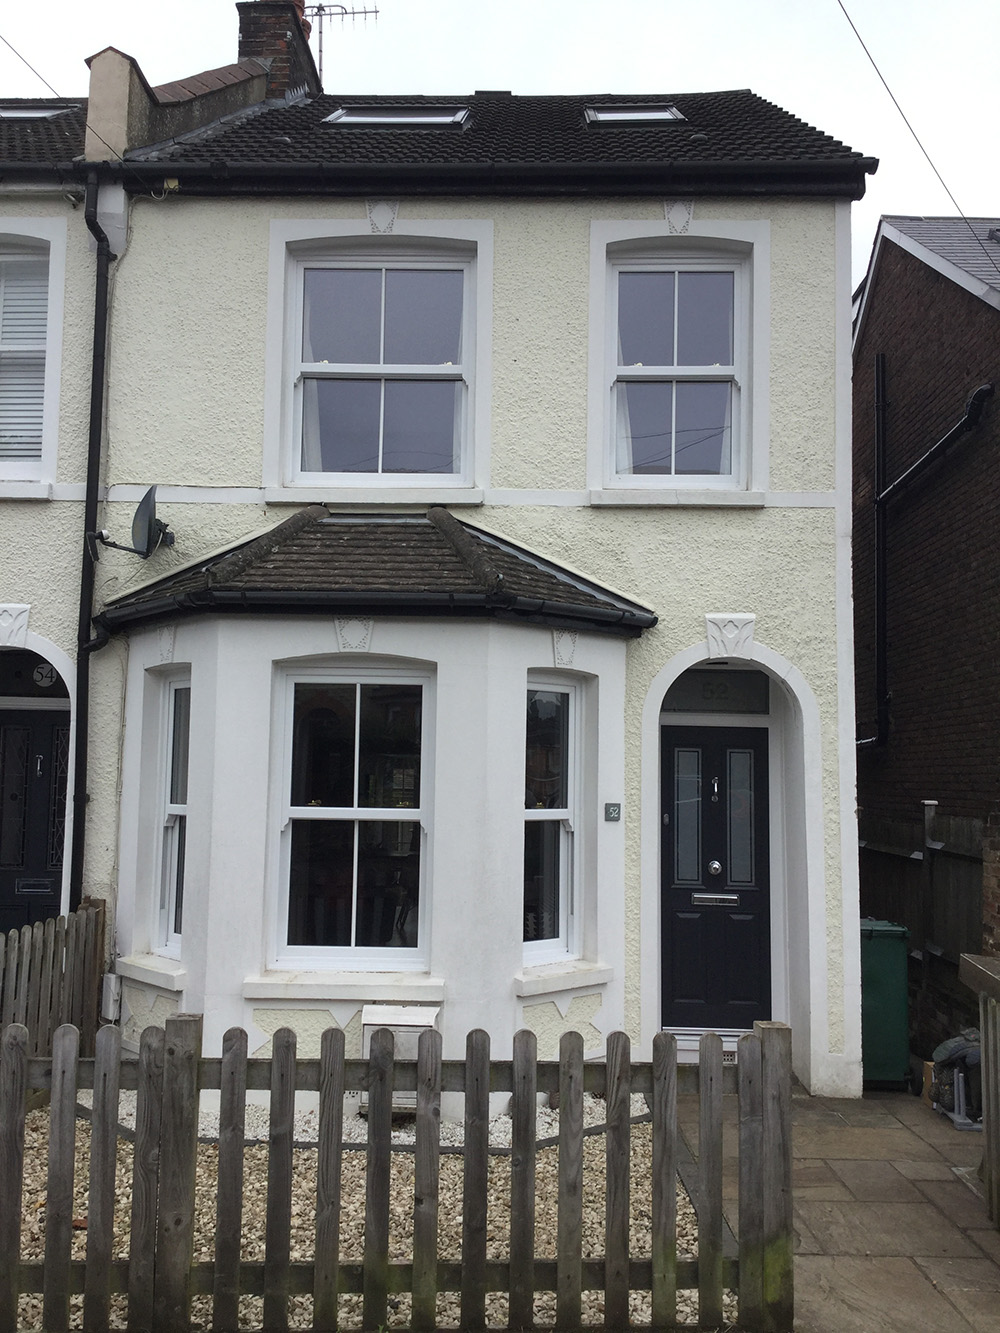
<box><xmin>237</xmin><ymin>1</ymin><xmax>321</xmax><ymax>99</ymax></box>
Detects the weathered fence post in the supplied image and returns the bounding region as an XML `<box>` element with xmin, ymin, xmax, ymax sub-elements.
<box><xmin>363</xmin><ymin>1026</ymin><xmax>394</xmax><ymax>1332</ymax></box>
<box><xmin>214</xmin><ymin>1026</ymin><xmax>249</xmax><ymax>1332</ymax></box>
<box><xmin>509</xmin><ymin>1028</ymin><xmax>537</xmax><ymax>1332</ymax></box>
<box><xmin>650</xmin><ymin>1030</ymin><xmax>678</xmax><ymax>1330</ymax></box>
<box><xmin>755</xmin><ymin>1020</ymin><xmax>794</xmax><ymax>1332</ymax></box>
<box><xmin>738</xmin><ymin>1030</ymin><xmax>764</xmax><ymax>1330</ymax></box>
<box><xmin>44</xmin><ymin>1022</ymin><xmax>79</xmax><ymax>1332</ymax></box>
<box><xmin>555</xmin><ymin>1029</ymin><xmax>584</xmax><ymax>1332</ymax></box>
<box><xmin>412</xmin><ymin>1026</ymin><xmax>442</xmax><ymax>1332</ymax></box>
<box><xmin>0</xmin><ymin>1023</ymin><xmax>28</xmax><ymax>1333</ymax></box>
<box><xmin>84</xmin><ymin>1024</ymin><xmax>122</xmax><ymax>1332</ymax></box>
<box><xmin>605</xmin><ymin>1030</ymin><xmax>631</xmax><ymax>1329</ymax></box>
<box><xmin>130</xmin><ymin>1024</ymin><xmax>165</xmax><ymax>1332</ymax></box>
<box><xmin>698</xmin><ymin>1031</ymin><xmax>724</xmax><ymax>1327</ymax></box>
<box><xmin>461</xmin><ymin>1028</ymin><xmax>491</xmax><ymax>1330</ymax></box>
<box><xmin>314</xmin><ymin>1026</ymin><xmax>345</xmax><ymax>1332</ymax></box>
<box><xmin>264</xmin><ymin>1027</ymin><xmax>297</xmax><ymax>1332</ymax></box>
<box><xmin>154</xmin><ymin>1013</ymin><xmax>203</xmax><ymax>1333</ymax></box>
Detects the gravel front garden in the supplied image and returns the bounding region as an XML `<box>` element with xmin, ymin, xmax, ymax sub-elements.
<box><xmin>16</xmin><ymin>1091</ymin><xmax>740</xmax><ymax>1330</ymax></box>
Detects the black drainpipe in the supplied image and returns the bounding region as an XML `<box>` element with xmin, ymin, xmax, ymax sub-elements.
<box><xmin>857</xmin><ymin>369</ymin><xmax>994</xmax><ymax>750</ymax></box>
<box><xmin>69</xmin><ymin>170</ymin><xmax>116</xmax><ymax>908</ymax></box>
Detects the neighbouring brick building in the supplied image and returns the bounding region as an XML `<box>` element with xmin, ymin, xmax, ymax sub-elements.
<box><xmin>853</xmin><ymin>216</ymin><xmax>1000</xmax><ymax>1053</ymax></box>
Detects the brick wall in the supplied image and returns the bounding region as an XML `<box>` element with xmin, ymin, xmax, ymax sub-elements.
<box><xmin>237</xmin><ymin>1</ymin><xmax>320</xmax><ymax>99</ymax></box>
<box><xmin>854</xmin><ymin>239</ymin><xmax>1000</xmax><ymax>824</ymax></box>
<box><xmin>983</xmin><ymin>808</ymin><xmax>1000</xmax><ymax>958</ymax></box>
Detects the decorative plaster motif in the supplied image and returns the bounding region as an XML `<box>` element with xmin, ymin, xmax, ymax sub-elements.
<box><xmin>250</xmin><ymin>1006</ymin><xmax>363</xmax><ymax>1059</ymax></box>
<box><xmin>0</xmin><ymin>604</ymin><xmax>30</xmax><ymax>649</ymax></box>
<box><xmin>553</xmin><ymin>629</ymin><xmax>578</xmax><ymax>668</ymax></box>
<box><xmin>664</xmin><ymin>200</ymin><xmax>694</xmax><ymax>234</ymax></box>
<box><xmin>366</xmin><ymin>200</ymin><xmax>399</xmax><ymax>234</ymax></box>
<box><xmin>522</xmin><ymin>993</ymin><xmax>603</xmax><ymax>1059</ymax></box>
<box><xmin>335</xmin><ymin>617</ymin><xmax>374</xmax><ymax>652</ymax></box>
<box><xmin>155</xmin><ymin>625</ymin><xmax>176</xmax><ymax>664</ymax></box>
<box><xmin>121</xmin><ymin>984</ymin><xmax>178</xmax><ymax>1048</ymax></box>
<box><xmin>705</xmin><ymin>613</ymin><xmax>756</xmax><ymax>660</ymax></box>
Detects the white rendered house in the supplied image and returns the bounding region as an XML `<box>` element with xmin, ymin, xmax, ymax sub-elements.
<box><xmin>0</xmin><ymin>2</ymin><xmax>876</xmax><ymax>1095</ymax></box>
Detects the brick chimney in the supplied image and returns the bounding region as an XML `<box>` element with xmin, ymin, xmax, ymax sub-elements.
<box><xmin>237</xmin><ymin>1</ymin><xmax>321</xmax><ymax>99</ymax></box>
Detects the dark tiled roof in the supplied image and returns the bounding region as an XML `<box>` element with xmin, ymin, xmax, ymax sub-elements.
<box><xmin>98</xmin><ymin>507</ymin><xmax>656</xmax><ymax>636</ymax></box>
<box><xmin>885</xmin><ymin>216</ymin><xmax>1000</xmax><ymax>297</ymax></box>
<box><xmin>0</xmin><ymin>101</ymin><xmax>86</xmax><ymax>165</ymax></box>
<box><xmin>123</xmin><ymin>89</ymin><xmax>875</xmax><ymax>196</ymax></box>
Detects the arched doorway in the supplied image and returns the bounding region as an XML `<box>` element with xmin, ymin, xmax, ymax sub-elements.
<box><xmin>0</xmin><ymin>648</ymin><xmax>70</xmax><ymax>931</ymax></box>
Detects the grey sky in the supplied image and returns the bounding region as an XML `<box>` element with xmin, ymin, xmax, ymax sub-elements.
<box><xmin>1</xmin><ymin>0</ymin><xmax>993</xmax><ymax>283</ymax></box>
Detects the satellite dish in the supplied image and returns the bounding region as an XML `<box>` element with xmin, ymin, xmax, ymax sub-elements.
<box><xmin>92</xmin><ymin>484</ymin><xmax>175</xmax><ymax>559</ymax></box>
<box><xmin>131</xmin><ymin>485</ymin><xmax>174</xmax><ymax>559</ymax></box>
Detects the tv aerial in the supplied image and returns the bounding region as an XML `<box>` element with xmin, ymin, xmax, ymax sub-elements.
<box><xmin>305</xmin><ymin>4</ymin><xmax>378</xmax><ymax>86</ymax></box>
<box><xmin>91</xmin><ymin>485</ymin><xmax>175</xmax><ymax>560</ymax></box>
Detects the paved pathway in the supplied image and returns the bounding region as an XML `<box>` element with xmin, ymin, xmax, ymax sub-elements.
<box><xmin>790</xmin><ymin>1088</ymin><xmax>997</xmax><ymax>1331</ymax></box>
<box><xmin>679</xmin><ymin>1085</ymin><xmax>998</xmax><ymax>1330</ymax></box>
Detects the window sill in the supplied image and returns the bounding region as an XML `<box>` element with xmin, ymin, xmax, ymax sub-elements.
<box><xmin>0</xmin><ymin>480</ymin><xmax>53</xmax><ymax>500</ymax></box>
<box><xmin>589</xmin><ymin>488</ymin><xmax>765</xmax><ymax>508</ymax></box>
<box><xmin>263</xmin><ymin>486</ymin><xmax>484</xmax><ymax>506</ymax></box>
<box><xmin>243</xmin><ymin>971</ymin><xmax>446</xmax><ymax>1002</ymax></box>
<box><xmin>116</xmin><ymin>954</ymin><xmax>188</xmax><ymax>992</ymax></box>
<box><xmin>514</xmin><ymin>961</ymin><xmax>614</xmax><ymax>998</ymax></box>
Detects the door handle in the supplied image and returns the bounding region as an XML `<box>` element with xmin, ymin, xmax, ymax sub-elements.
<box><xmin>35</xmin><ymin>755</ymin><xmax>43</xmax><ymax>779</ymax></box>
<box><xmin>708</xmin><ymin>859</ymin><xmax>722</xmax><ymax>875</ymax></box>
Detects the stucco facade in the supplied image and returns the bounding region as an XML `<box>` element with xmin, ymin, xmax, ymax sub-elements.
<box><xmin>0</xmin><ymin>32</ymin><xmax>870</xmax><ymax>1095</ymax></box>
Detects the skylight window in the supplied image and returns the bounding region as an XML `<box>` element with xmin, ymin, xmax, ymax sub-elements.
<box><xmin>0</xmin><ymin>104</ymin><xmax>80</xmax><ymax>120</ymax></box>
<box><xmin>585</xmin><ymin>105</ymin><xmax>685</xmax><ymax>125</ymax></box>
<box><xmin>323</xmin><ymin>106</ymin><xmax>469</xmax><ymax>127</ymax></box>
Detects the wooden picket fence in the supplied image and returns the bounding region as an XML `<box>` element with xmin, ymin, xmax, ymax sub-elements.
<box><xmin>0</xmin><ymin>1016</ymin><xmax>794</xmax><ymax>1332</ymax></box>
<box><xmin>0</xmin><ymin>899</ymin><xmax>105</xmax><ymax>1058</ymax></box>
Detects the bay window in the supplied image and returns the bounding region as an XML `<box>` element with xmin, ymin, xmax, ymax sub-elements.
<box><xmin>523</xmin><ymin>683</ymin><xmax>577</xmax><ymax>961</ymax></box>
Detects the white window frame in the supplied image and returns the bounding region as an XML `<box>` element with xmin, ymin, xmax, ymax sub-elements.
<box><xmin>523</xmin><ymin>675</ymin><xmax>581</xmax><ymax>965</ymax></box>
<box><xmin>587</xmin><ymin>219</ymin><xmax>770</xmax><ymax>503</ymax></box>
<box><xmin>273</xmin><ymin>663</ymin><xmax>432</xmax><ymax>971</ymax></box>
<box><xmin>264</xmin><ymin>220</ymin><xmax>493</xmax><ymax>503</ymax></box>
<box><xmin>157</xmin><ymin>674</ymin><xmax>191</xmax><ymax>959</ymax></box>
<box><xmin>0</xmin><ymin>220</ymin><xmax>66</xmax><ymax>495</ymax></box>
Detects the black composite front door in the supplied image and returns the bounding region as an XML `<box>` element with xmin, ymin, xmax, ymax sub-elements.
<box><xmin>661</xmin><ymin>725</ymin><xmax>770</xmax><ymax>1030</ymax></box>
<box><xmin>0</xmin><ymin>710</ymin><xmax>69</xmax><ymax>932</ymax></box>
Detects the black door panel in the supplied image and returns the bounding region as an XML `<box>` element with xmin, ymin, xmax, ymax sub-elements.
<box><xmin>0</xmin><ymin>710</ymin><xmax>68</xmax><ymax>932</ymax></box>
<box><xmin>661</xmin><ymin>725</ymin><xmax>770</xmax><ymax>1029</ymax></box>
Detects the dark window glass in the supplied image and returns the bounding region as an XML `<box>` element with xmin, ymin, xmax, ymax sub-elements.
<box><xmin>0</xmin><ymin>725</ymin><xmax>28</xmax><ymax>867</ymax></box>
<box><xmin>291</xmin><ymin>685</ymin><xmax>357</xmax><ymax>807</ymax></box>
<box><xmin>523</xmin><ymin>820</ymin><xmax>560</xmax><ymax>942</ymax></box>
<box><xmin>302</xmin><ymin>379</ymin><xmax>381</xmax><ymax>473</ymax></box>
<box><xmin>169</xmin><ymin>687</ymin><xmax>191</xmax><ymax>805</ymax></box>
<box><xmin>662</xmin><ymin>670</ymin><xmax>769</xmax><ymax>714</ymax></box>
<box><xmin>287</xmin><ymin>820</ymin><xmax>355</xmax><ymax>946</ymax></box>
<box><xmin>618</xmin><ymin>381</ymin><xmax>673</xmax><ymax>474</ymax></box>
<box><xmin>381</xmin><ymin>381</ymin><xmax>459</xmax><ymax>473</ymax></box>
<box><xmin>358</xmin><ymin>685</ymin><xmax>422</xmax><ymax>808</ymax></box>
<box><xmin>676</xmin><ymin>271</ymin><xmax>733</xmax><ymax>366</ymax></box>
<box><xmin>525</xmin><ymin>690</ymin><xmax>569</xmax><ymax>809</ymax></box>
<box><xmin>356</xmin><ymin>820</ymin><xmax>420</xmax><ymax>947</ymax></box>
<box><xmin>674</xmin><ymin>382</ymin><xmax>731</xmax><ymax>475</ymax></box>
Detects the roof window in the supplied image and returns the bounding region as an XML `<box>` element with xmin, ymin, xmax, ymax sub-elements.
<box><xmin>0</xmin><ymin>104</ymin><xmax>80</xmax><ymax>120</ymax></box>
<box><xmin>585</xmin><ymin>105</ymin><xmax>685</xmax><ymax>125</ymax></box>
<box><xmin>323</xmin><ymin>106</ymin><xmax>470</xmax><ymax>127</ymax></box>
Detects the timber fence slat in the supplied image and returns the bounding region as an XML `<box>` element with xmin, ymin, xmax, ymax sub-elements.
<box><xmin>509</xmin><ymin>1027</ymin><xmax>537</xmax><ymax>1331</ymax></box>
<box><xmin>738</xmin><ymin>1032</ymin><xmax>764</xmax><ymax>1331</ymax></box>
<box><xmin>2</xmin><ymin>929</ymin><xmax>19</xmax><ymax>1029</ymax></box>
<box><xmin>0</xmin><ymin>934</ymin><xmax>6</xmax><ymax>1028</ymax></box>
<box><xmin>129</xmin><ymin>1024</ymin><xmax>164</xmax><ymax>1333</ymax></box>
<box><xmin>604</xmin><ymin>1029</ymin><xmax>631</xmax><ymax>1329</ymax></box>
<box><xmin>38</xmin><ymin>917</ymin><xmax>56</xmax><ymax>1060</ymax></box>
<box><xmin>698</xmin><ymin>1031</ymin><xmax>724</xmax><ymax>1328</ymax></box>
<box><xmin>412</xmin><ymin>1026</ymin><xmax>442</xmax><ymax>1332</ymax></box>
<box><xmin>80</xmin><ymin>903</ymin><xmax>101</xmax><ymax>1056</ymax></box>
<box><xmin>214</xmin><ymin>1026</ymin><xmax>248</xmax><ymax>1332</ymax></box>
<box><xmin>461</xmin><ymin>1028</ymin><xmax>490</xmax><ymax>1331</ymax></box>
<box><xmin>651</xmin><ymin>1031</ymin><xmax>678</xmax><ymax>1330</ymax></box>
<box><xmin>14</xmin><ymin>923</ymin><xmax>31</xmax><ymax>1026</ymax></box>
<box><xmin>84</xmin><ymin>1024</ymin><xmax>121</xmax><ymax>1333</ymax></box>
<box><xmin>43</xmin><ymin>1023</ymin><xmax>78</xmax><ymax>1333</ymax></box>
<box><xmin>363</xmin><ymin>1027</ymin><xmax>393</xmax><ymax>1332</ymax></box>
<box><xmin>314</xmin><ymin>1027</ymin><xmax>345</xmax><ymax>1332</ymax></box>
<box><xmin>155</xmin><ymin>1014</ymin><xmax>203</xmax><ymax>1333</ymax></box>
<box><xmin>0</xmin><ymin>1024</ymin><xmax>28</xmax><ymax>1333</ymax></box>
<box><xmin>985</xmin><ymin>993</ymin><xmax>999</xmax><ymax>1223</ymax></box>
<box><xmin>26</xmin><ymin>921</ymin><xmax>44</xmax><ymax>1055</ymax></box>
<box><xmin>66</xmin><ymin>913</ymin><xmax>83</xmax><ymax>1033</ymax></box>
<box><xmin>264</xmin><ymin>1027</ymin><xmax>296</xmax><ymax>1333</ymax></box>
<box><xmin>756</xmin><ymin>1020</ymin><xmax>794</xmax><ymax>1333</ymax></box>
<box><xmin>556</xmin><ymin>1029</ymin><xmax>584</xmax><ymax>1332</ymax></box>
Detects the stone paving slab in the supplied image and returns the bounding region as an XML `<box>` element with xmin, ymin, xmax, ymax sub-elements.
<box><xmin>942</xmin><ymin>1289</ymin><xmax>1000</xmax><ymax>1332</ymax></box>
<box><xmin>793</xmin><ymin>1123</ymin><xmax>945</xmax><ymax>1162</ymax></box>
<box><xmin>794</xmin><ymin>1255</ymin><xmax>978</xmax><ymax>1332</ymax></box>
<box><xmin>827</xmin><ymin>1158</ymin><xmax>922</xmax><ymax>1201</ymax></box>
<box><xmin>794</xmin><ymin>1200</ymin><xmax>981</xmax><ymax>1257</ymax></box>
<box><xmin>916</xmin><ymin>1178</ymin><xmax>999</xmax><ymax>1229</ymax></box>
<box><xmin>892</xmin><ymin>1157</ymin><xmax>960</xmax><ymax>1181</ymax></box>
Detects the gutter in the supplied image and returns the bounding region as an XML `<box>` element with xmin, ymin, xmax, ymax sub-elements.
<box><xmin>858</xmin><ymin>375</ymin><xmax>994</xmax><ymax>750</ymax></box>
<box><xmin>70</xmin><ymin>170</ymin><xmax>116</xmax><ymax>908</ymax></box>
